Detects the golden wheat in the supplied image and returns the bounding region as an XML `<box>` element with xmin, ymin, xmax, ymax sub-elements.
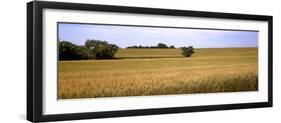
<box><xmin>58</xmin><ymin>48</ymin><xmax>258</xmax><ymax>99</ymax></box>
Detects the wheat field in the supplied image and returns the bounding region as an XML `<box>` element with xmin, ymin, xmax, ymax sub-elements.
<box><xmin>58</xmin><ymin>48</ymin><xmax>258</xmax><ymax>99</ymax></box>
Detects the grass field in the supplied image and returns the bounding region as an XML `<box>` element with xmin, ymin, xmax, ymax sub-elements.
<box><xmin>58</xmin><ymin>48</ymin><xmax>258</xmax><ymax>99</ymax></box>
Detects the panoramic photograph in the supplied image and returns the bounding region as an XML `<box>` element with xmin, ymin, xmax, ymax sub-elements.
<box><xmin>58</xmin><ymin>22</ymin><xmax>258</xmax><ymax>99</ymax></box>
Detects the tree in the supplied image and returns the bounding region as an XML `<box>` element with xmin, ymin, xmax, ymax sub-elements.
<box><xmin>85</xmin><ymin>40</ymin><xmax>119</xmax><ymax>59</ymax></box>
<box><xmin>170</xmin><ymin>45</ymin><xmax>175</xmax><ymax>48</ymax></box>
<box><xmin>127</xmin><ymin>45</ymin><xmax>138</xmax><ymax>48</ymax></box>
<box><xmin>76</xmin><ymin>45</ymin><xmax>91</xmax><ymax>59</ymax></box>
<box><xmin>59</xmin><ymin>41</ymin><xmax>89</xmax><ymax>60</ymax></box>
<box><xmin>181</xmin><ymin>46</ymin><xmax>194</xmax><ymax>57</ymax></box>
<box><xmin>157</xmin><ymin>43</ymin><xmax>168</xmax><ymax>48</ymax></box>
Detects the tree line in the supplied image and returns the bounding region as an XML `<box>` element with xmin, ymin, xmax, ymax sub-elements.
<box><xmin>127</xmin><ymin>43</ymin><xmax>175</xmax><ymax>49</ymax></box>
<box><xmin>59</xmin><ymin>40</ymin><xmax>118</xmax><ymax>60</ymax></box>
<box><xmin>59</xmin><ymin>40</ymin><xmax>194</xmax><ymax>60</ymax></box>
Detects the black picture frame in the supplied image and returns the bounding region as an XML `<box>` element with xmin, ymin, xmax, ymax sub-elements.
<box><xmin>27</xmin><ymin>1</ymin><xmax>273</xmax><ymax>122</ymax></box>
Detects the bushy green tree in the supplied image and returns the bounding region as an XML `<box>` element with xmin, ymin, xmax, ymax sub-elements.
<box><xmin>85</xmin><ymin>40</ymin><xmax>119</xmax><ymax>59</ymax></box>
<box><xmin>59</xmin><ymin>41</ymin><xmax>89</xmax><ymax>60</ymax></box>
<box><xmin>170</xmin><ymin>45</ymin><xmax>175</xmax><ymax>48</ymax></box>
<box><xmin>181</xmin><ymin>46</ymin><xmax>194</xmax><ymax>57</ymax></box>
<box><xmin>157</xmin><ymin>43</ymin><xmax>168</xmax><ymax>48</ymax></box>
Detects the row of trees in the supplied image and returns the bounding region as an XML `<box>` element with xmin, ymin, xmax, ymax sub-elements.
<box><xmin>127</xmin><ymin>43</ymin><xmax>175</xmax><ymax>49</ymax></box>
<box><xmin>59</xmin><ymin>40</ymin><xmax>119</xmax><ymax>60</ymax></box>
<box><xmin>59</xmin><ymin>40</ymin><xmax>194</xmax><ymax>60</ymax></box>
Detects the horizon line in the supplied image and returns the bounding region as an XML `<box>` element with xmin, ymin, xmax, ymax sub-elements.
<box><xmin>59</xmin><ymin>40</ymin><xmax>257</xmax><ymax>49</ymax></box>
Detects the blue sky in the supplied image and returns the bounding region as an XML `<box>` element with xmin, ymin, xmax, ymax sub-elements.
<box><xmin>58</xmin><ymin>23</ymin><xmax>258</xmax><ymax>48</ymax></box>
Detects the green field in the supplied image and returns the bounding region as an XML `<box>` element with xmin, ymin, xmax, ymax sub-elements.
<box><xmin>59</xmin><ymin>48</ymin><xmax>258</xmax><ymax>99</ymax></box>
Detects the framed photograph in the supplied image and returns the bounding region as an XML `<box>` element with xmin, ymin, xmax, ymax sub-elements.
<box><xmin>27</xmin><ymin>1</ymin><xmax>273</xmax><ymax>122</ymax></box>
